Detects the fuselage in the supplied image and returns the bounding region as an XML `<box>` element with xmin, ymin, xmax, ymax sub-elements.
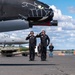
<box><xmin>0</xmin><ymin>0</ymin><xmax>53</xmax><ymax>22</ymax></box>
<box><xmin>0</xmin><ymin>0</ymin><xmax>55</xmax><ymax>32</ymax></box>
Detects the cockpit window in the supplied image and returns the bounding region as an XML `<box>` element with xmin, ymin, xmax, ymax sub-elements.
<box><xmin>38</xmin><ymin>5</ymin><xmax>44</xmax><ymax>9</ymax></box>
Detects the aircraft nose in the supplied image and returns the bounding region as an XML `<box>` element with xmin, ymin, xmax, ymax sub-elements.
<box><xmin>46</xmin><ymin>8</ymin><xmax>54</xmax><ymax>17</ymax></box>
<box><xmin>28</xmin><ymin>8</ymin><xmax>54</xmax><ymax>18</ymax></box>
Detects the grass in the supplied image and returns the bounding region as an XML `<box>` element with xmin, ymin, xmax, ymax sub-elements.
<box><xmin>20</xmin><ymin>47</ymin><xmax>29</xmax><ymax>52</ymax></box>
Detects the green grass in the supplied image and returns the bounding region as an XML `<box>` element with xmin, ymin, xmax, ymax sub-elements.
<box><xmin>20</xmin><ymin>47</ymin><xmax>29</xmax><ymax>51</ymax></box>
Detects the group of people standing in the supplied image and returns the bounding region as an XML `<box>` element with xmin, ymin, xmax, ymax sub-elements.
<box><xmin>26</xmin><ymin>30</ymin><xmax>54</xmax><ymax>61</ymax></box>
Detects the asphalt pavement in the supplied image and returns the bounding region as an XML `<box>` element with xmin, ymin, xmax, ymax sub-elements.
<box><xmin>0</xmin><ymin>55</ymin><xmax>75</xmax><ymax>75</ymax></box>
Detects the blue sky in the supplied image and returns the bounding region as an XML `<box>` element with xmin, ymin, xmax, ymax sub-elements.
<box><xmin>0</xmin><ymin>0</ymin><xmax>75</xmax><ymax>49</ymax></box>
<box><xmin>40</xmin><ymin>0</ymin><xmax>75</xmax><ymax>18</ymax></box>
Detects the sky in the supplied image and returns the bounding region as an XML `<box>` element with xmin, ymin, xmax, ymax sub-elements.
<box><xmin>0</xmin><ymin>0</ymin><xmax>75</xmax><ymax>49</ymax></box>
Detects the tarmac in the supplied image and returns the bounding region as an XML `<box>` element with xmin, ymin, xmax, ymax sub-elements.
<box><xmin>0</xmin><ymin>55</ymin><xmax>75</xmax><ymax>75</ymax></box>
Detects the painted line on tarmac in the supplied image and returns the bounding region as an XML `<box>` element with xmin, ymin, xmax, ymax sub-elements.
<box><xmin>0</xmin><ymin>64</ymin><xmax>58</xmax><ymax>66</ymax></box>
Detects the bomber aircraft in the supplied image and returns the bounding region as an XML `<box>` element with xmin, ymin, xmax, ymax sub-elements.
<box><xmin>0</xmin><ymin>37</ymin><xmax>29</xmax><ymax>57</ymax></box>
<box><xmin>0</xmin><ymin>0</ymin><xmax>58</xmax><ymax>32</ymax></box>
<box><xmin>0</xmin><ymin>38</ymin><xmax>29</xmax><ymax>46</ymax></box>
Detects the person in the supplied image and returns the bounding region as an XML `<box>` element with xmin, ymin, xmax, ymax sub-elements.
<box><xmin>37</xmin><ymin>43</ymin><xmax>41</xmax><ymax>57</ymax></box>
<box><xmin>36</xmin><ymin>30</ymin><xmax>50</xmax><ymax>61</ymax></box>
<box><xmin>49</xmin><ymin>43</ymin><xmax>54</xmax><ymax>57</ymax></box>
<box><xmin>26</xmin><ymin>31</ymin><xmax>36</xmax><ymax>61</ymax></box>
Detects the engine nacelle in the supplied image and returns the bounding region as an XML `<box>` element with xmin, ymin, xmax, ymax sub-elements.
<box><xmin>31</xmin><ymin>20</ymin><xmax>58</xmax><ymax>26</ymax></box>
<box><xmin>0</xmin><ymin>19</ymin><xmax>32</xmax><ymax>32</ymax></box>
<box><xmin>50</xmin><ymin>20</ymin><xmax>58</xmax><ymax>26</ymax></box>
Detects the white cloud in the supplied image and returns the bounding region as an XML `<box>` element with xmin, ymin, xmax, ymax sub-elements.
<box><xmin>70</xmin><ymin>33</ymin><xmax>75</xmax><ymax>37</ymax></box>
<box><xmin>50</xmin><ymin>5</ymin><xmax>63</xmax><ymax>20</ymax></box>
<box><xmin>50</xmin><ymin>5</ymin><xmax>75</xmax><ymax>29</ymax></box>
<box><xmin>57</xmin><ymin>27</ymin><xmax>62</xmax><ymax>31</ymax></box>
<box><xmin>68</xmin><ymin>6</ymin><xmax>75</xmax><ymax>13</ymax></box>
